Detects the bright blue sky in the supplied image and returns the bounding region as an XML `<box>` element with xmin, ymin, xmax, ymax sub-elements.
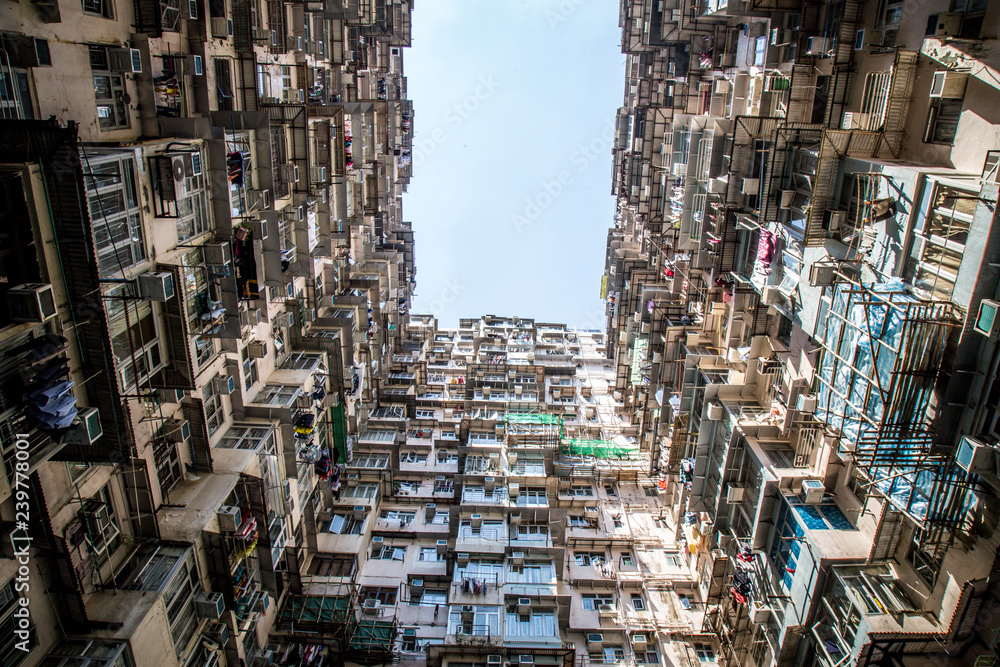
<box><xmin>402</xmin><ymin>0</ymin><xmax>623</xmax><ymax>329</ymax></box>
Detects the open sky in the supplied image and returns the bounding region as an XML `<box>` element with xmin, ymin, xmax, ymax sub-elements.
<box><xmin>401</xmin><ymin>0</ymin><xmax>623</xmax><ymax>329</ymax></box>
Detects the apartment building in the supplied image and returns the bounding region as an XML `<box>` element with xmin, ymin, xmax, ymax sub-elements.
<box><xmin>604</xmin><ymin>1</ymin><xmax>1000</xmax><ymax>666</ymax></box>
<box><xmin>0</xmin><ymin>0</ymin><xmax>418</xmax><ymax>665</ymax></box>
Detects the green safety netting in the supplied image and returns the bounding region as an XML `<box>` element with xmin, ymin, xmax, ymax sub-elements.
<box><xmin>349</xmin><ymin>620</ymin><xmax>395</xmax><ymax>650</ymax></box>
<box><xmin>504</xmin><ymin>413</ymin><xmax>563</xmax><ymax>425</ymax></box>
<box><xmin>561</xmin><ymin>439</ymin><xmax>638</xmax><ymax>458</ymax></box>
<box><xmin>279</xmin><ymin>596</ymin><xmax>351</xmax><ymax>624</ymax></box>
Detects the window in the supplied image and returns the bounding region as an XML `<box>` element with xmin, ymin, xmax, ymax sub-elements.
<box><xmin>82</xmin><ymin>484</ymin><xmax>122</xmax><ymax>565</ymax></box>
<box><xmin>379</xmin><ymin>510</ymin><xmax>415</xmax><ymax>523</ymax></box>
<box><xmin>517</xmin><ymin>487</ymin><xmax>547</xmax><ymax>506</ymax></box>
<box><xmin>308</xmin><ymin>554</ymin><xmax>354</xmax><ymax>577</ymax></box>
<box><xmin>251</xmin><ymin>384</ymin><xmax>299</xmax><ymax>406</ymax></box>
<box><xmin>40</xmin><ymin>639</ymin><xmax>134</xmax><ymax>666</ymax></box>
<box><xmin>89</xmin><ymin>46</ymin><xmax>130</xmax><ymax>130</ymax></box>
<box><xmin>104</xmin><ymin>293</ymin><xmax>163</xmax><ymax>391</ymax></box>
<box><xmin>360</xmin><ymin>429</ymin><xmax>397</xmax><ymax>443</ymax></box>
<box><xmin>507</xmin><ymin>562</ymin><xmax>555</xmax><ymax>584</ymax></box>
<box><xmin>568</xmin><ymin>515</ymin><xmax>596</xmax><ymax>528</ymax></box>
<box><xmin>575</xmin><ymin>552</ymin><xmax>605</xmax><ymax>566</ymax></box>
<box><xmin>695</xmin><ymin>644</ymin><xmax>716</xmax><ymax>663</ymax></box>
<box><xmin>281</xmin><ymin>351</ymin><xmax>324</xmax><ymax>371</ymax></box>
<box><xmin>909</xmin><ymin>183</ymin><xmax>975</xmax><ymax>301</ymax></box>
<box><xmin>431</xmin><ymin>511</ymin><xmax>449</xmax><ymax>524</ymax></box>
<box><xmin>83</xmin><ymin>0</ymin><xmax>114</xmax><ymax>17</ymax></box>
<box><xmin>589</xmin><ymin>647</ymin><xmax>625</xmax><ymax>664</ymax></box>
<box><xmin>411</xmin><ymin>589</ymin><xmax>447</xmax><ymax>605</ymax></box>
<box><xmin>343</xmin><ymin>483</ymin><xmax>378</xmax><ymax>499</ymax></box>
<box><xmin>216</xmin><ymin>424</ymin><xmax>276</xmax><ymax>452</ymax></box>
<box><xmin>1</xmin><ymin>578</ymin><xmax>34</xmax><ymax>665</ymax></box>
<box><xmin>620</xmin><ymin>554</ymin><xmax>634</xmax><ymax>567</ymax></box>
<box><xmin>373</xmin><ymin>545</ymin><xmax>406</xmax><ymax>560</ymax></box>
<box><xmin>415</xmin><ymin>409</ymin><xmax>435</xmax><ymax>418</ymax></box>
<box><xmin>329</xmin><ymin>513</ymin><xmax>364</xmax><ymax>534</ymax></box>
<box><xmin>0</xmin><ymin>68</ymin><xmax>34</xmax><ymax>120</ymax></box>
<box><xmin>630</xmin><ymin>594</ymin><xmax>645</xmax><ymax>611</ymax></box>
<box><xmin>400</xmin><ymin>451</ymin><xmax>427</xmax><ymax>464</ymax></box>
<box><xmin>418</xmin><ymin>547</ymin><xmax>443</xmax><ymax>562</ymax></box>
<box><xmin>505</xmin><ymin>610</ymin><xmax>556</xmax><ymax>637</ymax></box>
<box><xmin>243</xmin><ymin>353</ymin><xmax>258</xmax><ymax>391</ymax></box>
<box><xmin>202</xmin><ymin>384</ymin><xmax>223</xmax><ymax>436</ymax></box>
<box><xmin>359</xmin><ymin>588</ymin><xmax>396</xmax><ymax>605</ymax></box>
<box><xmin>83</xmin><ymin>152</ymin><xmax>144</xmax><ymax>276</ymax></box>
<box><xmin>634</xmin><ymin>649</ymin><xmax>659</xmax><ymax>664</ymax></box>
<box><xmin>352</xmin><ymin>453</ymin><xmax>389</xmax><ymax>469</ymax></box>
<box><xmin>570</xmin><ymin>485</ymin><xmax>594</xmax><ymax>496</ymax></box>
<box><xmin>153</xmin><ymin>437</ymin><xmax>181</xmax><ymax>495</ymax></box>
<box><xmin>925</xmin><ymin>98</ymin><xmax>963</xmax><ymax>145</ymax></box>
<box><xmin>582</xmin><ymin>593</ymin><xmax>615</xmax><ymax>610</ymax></box>
<box><xmin>448</xmin><ymin>605</ymin><xmax>500</xmax><ymax>637</ymax></box>
<box><xmin>214</xmin><ymin>58</ymin><xmax>234</xmax><ymax>111</ymax></box>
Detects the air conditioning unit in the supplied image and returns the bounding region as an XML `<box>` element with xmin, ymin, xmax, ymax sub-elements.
<box><xmin>587</xmin><ymin>634</ymin><xmax>604</xmax><ymax>650</ymax></box>
<box><xmin>750</xmin><ymin>601</ymin><xmax>771</xmax><ymax>623</ymax></box>
<box><xmin>311</xmin><ymin>166</ymin><xmax>327</xmax><ymax>182</ymax></box>
<box><xmin>353</xmin><ymin>505</ymin><xmax>367</xmax><ymax>519</ymax></box>
<box><xmin>184</xmin><ymin>0</ymin><xmax>198</xmax><ymax>17</ymax></box>
<box><xmin>726</xmin><ymin>484</ymin><xmax>744</xmax><ymax>503</ymax></box>
<box><xmin>761</xmin><ymin>286</ymin><xmax>783</xmax><ymax>306</ymax></box>
<box><xmin>362</xmin><ymin>599</ymin><xmax>381</xmax><ymax>615</ymax></box>
<box><xmin>517</xmin><ymin>597</ymin><xmax>531</xmax><ymax>614</ymax></box>
<box><xmin>706</xmin><ymin>402</ymin><xmax>724</xmax><ymax>421</ymax></box>
<box><xmin>7</xmin><ymin>283</ymin><xmax>56</xmax><ymax>323</ymax></box>
<box><xmin>956</xmin><ymin>436</ymin><xmax>998</xmax><ymax>476</ymax></box>
<box><xmin>973</xmin><ymin>300</ymin><xmax>1000</xmax><ymax>338</ymax></box>
<box><xmin>62</xmin><ymin>407</ymin><xmax>103</xmax><ymax>446</ymax></box>
<box><xmin>247</xmin><ymin>188</ymin><xmax>271</xmax><ymax>211</ymax></box>
<box><xmin>930</xmin><ymin>70</ymin><xmax>969</xmax><ymax>99</ymax></box>
<box><xmin>714</xmin><ymin>79</ymin><xmax>731</xmax><ymax>95</ymax></box>
<box><xmin>216</xmin><ymin>505</ymin><xmax>241</xmax><ymax>532</ymax></box>
<box><xmin>461</xmin><ymin>605</ymin><xmax>474</xmax><ymax>618</ymax></box>
<box><xmin>741</xmin><ymin>177</ymin><xmax>759</xmax><ymax>195</ymax></box>
<box><xmin>457</xmin><ymin>552</ymin><xmax>470</xmax><ymax>565</ymax></box>
<box><xmin>281</xmin><ymin>164</ymin><xmax>300</xmax><ymax>183</ymax></box>
<box><xmin>796</xmin><ymin>393</ymin><xmax>817</xmax><ymax>414</ymax></box>
<box><xmin>509</xmin><ymin>512</ymin><xmax>521</xmax><ymax>524</ymax></box>
<box><xmin>138</xmin><ymin>272</ymin><xmax>176</xmax><ymax>302</ymax></box>
<box><xmin>779</xmin><ymin>190</ymin><xmax>795</xmax><ymax>209</ymax></box>
<box><xmin>346</xmin><ymin>473</ymin><xmax>358</xmax><ymax>486</ymax></box>
<box><xmin>165</xmin><ymin>418</ymin><xmax>190</xmax><ymax>443</ymax></box>
<box><xmin>824</xmin><ymin>209</ymin><xmax>846</xmax><ymax>233</ymax></box>
<box><xmin>409</xmin><ymin>579</ymin><xmax>423</xmax><ymax>591</ymax></box>
<box><xmin>806</xmin><ymin>36</ymin><xmax>829</xmax><ymax>54</ymax></box>
<box><xmin>470</xmin><ymin>513</ymin><xmax>483</xmax><ymax>527</ymax></box>
<box><xmin>210</xmin><ymin>16</ymin><xmax>229</xmax><ymax>38</ymax></box>
<box><xmin>509</xmin><ymin>483</ymin><xmax>520</xmax><ymax>497</ymax></box>
<box><xmin>195</xmin><ymin>592</ymin><xmax>225</xmax><ymax>619</ymax></box>
<box><xmin>932</xmin><ymin>12</ymin><xmax>962</xmax><ymax>38</ymax></box>
<box><xmin>436</xmin><ymin>539</ymin><xmax>448</xmax><ymax>554</ymax></box>
<box><xmin>809</xmin><ymin>263</ymin><xmax>837</xmax><ymax>287</ymax></box>
<box><xmin>519</xmin><ymin>657</ymin><xmax>533</xmax><ymax>666</ymax></box>
<box><xmin>371</xmin><ymin>535</ymin><xmax>383</xmax><ymax>544</ymax></box>
<box><xmin>632</xmin><ymin>634</ymin><xmax>648</xmax><ymax>651</ymax></box>
<box><xmin>203</xmin><ymin>241</ymin><xmax>231</xmax><ymax>266</ymax></box>
<box><xmin>598</xmin><ymin>603</ymin><xmax>616</xmax><ymax>617</ymax></box>
<box><xmin>107</xmin><ymin>47</ymin><xmax>142</xmax><ymax>73</ymax></box>
<box><xmin>213</xmin><ymin>375</ymin><xmax>235</xmax><ymax>395</ymax></box>
<box><xmin>247</xmin><ymin>340</ymin><xmax>266</xmax><ymax>359</ymax></box>
<box><xmin>487</xmin><ymin>656</ymin><xmax>503</xmax><ymax>666</ymax></box>
<box><xmin>511</xmin><ymin>551</ymin><xmax>525</xmax><ymax>565</ymax></box>
<box><xmin>801</xmin><ymin>479</ymin><xmax>825</xmax><ymax>504</ymax></box>
<box><xmin>842</xmin><ymin>112</ymin><xmax>870</xmax><ymax>130</ymax></box>
<box><xmin>248</xmin><ymin>219</ymin><xmax>268</xmax><ymax>240</ymax></box>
